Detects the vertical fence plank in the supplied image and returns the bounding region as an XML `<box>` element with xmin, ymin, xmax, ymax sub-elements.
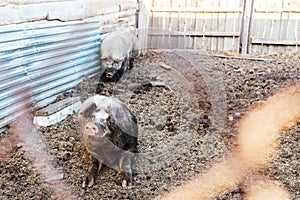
<box><xmin>218</xmin><ymin>0</ymin><xmax>228</xmax><ymax>51</ymax></box>
<box><xmin>223</xmin><ymin>0</ymin><xmax>230</xmax><ymax>52</ymax></box>
<box><xmin>280</xmin><ymin>12</ymin><xmax>289</xmax><ymax>41</ymax></box>
<box><xmin>183</xmin><ymin>12</ymin><xmax>192</xmax><ymax>49</ymax></box>
<box><xmin>163</xmin><ymin>11</ymin><xmax>171</xmax><ymax>48</ymax></box>
<box><xmin>226</xmin><ymin>13</ymin><xmax>237</xmax><ymax>52</ymax></box>
<box><xmin>287</xmin><ymin>13</ymin><xmax>298</xmax><ymax>41</ymax></box>
<box><xmin>272</xmin><ymin>13</ymin><xmax>282</xmax><ymax>41</ymax></box>
<box><xmin>184</xmin><ymin>0</ymin><xmax>194</xmax><ymax>49</ymax></box>
<box><xmin>189</xmin><ymin>0</ymin><xmax>198</xmax><ymax>49</ymax></box>
<box><xmin>210</xmin><ymin>0</ymin><xmax>217</xmax><ymax>51</ymax></box>
<box><xmin>240</xmin><ymin>0</ymin><xmax>254</xmax><ymax>54</ymax></box>
<box><xmin>194</xmin><ymin>3</ymin><xmax>205</xmax><ymax>50</ymax></box>
<box><xmin>180</xmin><ymin>0</ymin><xmax>188</xmax><ymax>49</ymax></box>
<box><xmin>138</xmin><ymin>0</ymin><xmax>151</xmax><ymax>54</ymax></box>
<box><xmin>150</xmin><ymin>10</ymin><xmax>160</xmax><ymax>48</ymax></box>
<box><xmin>296</xmin><ymin>16</ymin><xmax>300</xmax><ymax>51</ymax></box>
<box><xmin>148</xmin><ymin>0</ymin><xmax>156</xmax><ymax>48</ymax></box>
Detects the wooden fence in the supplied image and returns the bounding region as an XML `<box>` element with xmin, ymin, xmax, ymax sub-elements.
<box><xmin>147</xmin><ymin>0</ymin><xmax>300</xmax><ymax>54</ymax></box>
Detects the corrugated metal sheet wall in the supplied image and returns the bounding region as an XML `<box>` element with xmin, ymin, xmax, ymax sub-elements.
<box><xmin>0</xmin><ymin>22</ymin><xmax>101</xmax><ymax>133</ymax></box>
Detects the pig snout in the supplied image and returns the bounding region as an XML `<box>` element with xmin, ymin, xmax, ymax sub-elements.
<box><xmin>105</xmin><ymin>69</ymin><xmax>116</xmax><ymax>79</ymax></box>
<box><xmin>84</xmin><ymin>122</ymin><xmax>98</xmax><ymax>136</ymax></box>
<box><xmin>106</xmin><ymin>72</ymin><xmax>113</xmax><ymax>79</ymax></box>
<box><xmin>101</xmin><ymin>59</ymin><xmax>123</xmax><ymax>81</ymax></box>
<box><xmin>101</xmin><ymin>63</ymin><xmax>117</xmax><ymax>80</ymax></box>
<box><xmin>84</xmin><ymin>122</ymin><xmax>109</xmax><ymax>138</ymax></box>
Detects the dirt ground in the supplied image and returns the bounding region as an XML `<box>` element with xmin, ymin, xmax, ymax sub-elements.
<box><xmin>0</xmin><ymin>50</ymin><xmax>299</xmax><ymax>200</ymax></box>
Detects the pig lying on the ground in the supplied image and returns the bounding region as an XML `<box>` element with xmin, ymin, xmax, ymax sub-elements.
<box><xmin>100</xmin><ymin>28</ymin><xmax>138</xmax><ymax>82</ymax></box>
<box><xmin>78</xmin><ymin>95</ymin><xmax>138</xmax><ymax>187</ymax></box>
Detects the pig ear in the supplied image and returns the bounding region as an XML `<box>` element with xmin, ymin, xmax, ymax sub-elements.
<box><xmin>81</xmin><ymin>103</ymin><xmax>97</xmax><ymax>118</ymax></box>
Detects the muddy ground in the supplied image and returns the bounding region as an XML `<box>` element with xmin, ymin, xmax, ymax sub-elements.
<box><xmin>0</xmin><ymin>50</ymin><xmax>299</xmax><ymax>199</ymax></box>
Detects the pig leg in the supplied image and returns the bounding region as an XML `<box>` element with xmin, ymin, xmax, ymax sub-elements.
<box><xmin>119</xmin><ymin>154</ymin><xmax>133</xmax><ymax>187</ymax></box>
<box><xmin>119</xmin><ymin>57</ymin><xmax>129</xmax><ymax>81</ymax></box>
<box><xmin>82</xmin><ymin>157</ymin><xmax>103</xmax><ymax>188</ymax></box>
<box><xmin>129</xmin><ymin>56</ymin><xmax>134</xmax><ymax>70</ymax></box>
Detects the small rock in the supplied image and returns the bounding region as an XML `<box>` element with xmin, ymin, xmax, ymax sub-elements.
<box><xmin>155</xmin><ymin>124</ymin><xmax>165</xmax><ymax>131</ymax></box>
<box><xmin>146</xmin><ymin>175</ymin><xmax>152</xmax><ymax>180</ymax></box>
<box><xmin>45</xmin><ymin>173</ymin><xmax>65</xmax><ymax>182</ymax></box>
<box><xmin>159</xmin><ymin>62</ymin><xmax>172</xmax><ymax>70</ymax></box>
<box><xmin>150</xmin><ymin>81</ymin><xmax>166</xmax><ymax>87</ymax></box>
<box><xmin>234</xmin><ymin>112</ymin><xmax>241</xmax><ymax>117</ymax></box>
<box><xmin>16</xmin><ymin>143</ymin><xmax>24</xmax><ymax>148</ymax></box>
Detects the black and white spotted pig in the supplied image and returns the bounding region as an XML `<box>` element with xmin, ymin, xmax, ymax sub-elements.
<box><xmin>78</xmin><ymin>95</ymin><xmax>138</xmax><ymax>187</ymax></box>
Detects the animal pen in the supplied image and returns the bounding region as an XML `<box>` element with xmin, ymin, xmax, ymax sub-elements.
<box><xmin>0</xmin><ymin>0</ymin><xmax>299</xmax><ymax>200</ymax></box>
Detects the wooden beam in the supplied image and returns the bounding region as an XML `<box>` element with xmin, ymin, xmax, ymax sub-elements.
<box><xmin>251</xmin><ymin>39</ymin><xmax>300</xmax><ymax>46</ymax></box>
<box><xmin>148</xmin><ymin>30</ymin><xmax>240</xmax><ymax>37</ymax></box>
<box><xmin>151</xmin><ymin>7</ymin><xmax>243</xmax><ymax>13</ymax></box>
<box><xmin>255</xmin><ymin>8</ymin><xmax>300</xmax><ymax>13</ymax></box>
<box><xmin>207</xmin><ymin>54</ymin><xmax>274</xmax><ymax>62</ymax></box>
<box><xmin>239</xmin><ymin>0</ymin><xmax>254</xmax><ymax>54</ymax></box>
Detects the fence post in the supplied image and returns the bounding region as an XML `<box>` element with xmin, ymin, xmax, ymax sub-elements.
<box><xmin>136</xmin><ymin>0</ymin><xmax>151</xmax><ymax>54</ymax></box>
<box><xmin>239</xmin><ymin>0</ymin><xmax>254</xmax><ymax>54</ymax></box>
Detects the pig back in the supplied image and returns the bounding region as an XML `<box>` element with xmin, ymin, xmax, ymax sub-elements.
<box><xmin>100</xmin><ymin>28</ymin><xmax>136</xmax><ymax>61</ymax></box>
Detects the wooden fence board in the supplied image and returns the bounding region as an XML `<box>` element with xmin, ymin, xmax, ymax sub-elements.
<box><xmin>218</xmin><ymin>0</ymin><xmax>233</xmax><ymax>51</ymax></box>
<box><xmin>218</xmin><ymin>12</ymin><xmax>226</xmax><ymax>51</ymax></box>
<box><xmin>225</xmin><ymin>12</ymin><xmax>238</xmax><ymax>52</ymax></box>
<box><xmin>280</xmin><ymin>13</ymin><xmax>289</xmax><ymax>41</ymax></box>
<box><xmin>286</xmin><ymin>18</ymin><xmax>294</xmax><ymax>42</ymax></box>
<box><xmin>177</xmin><ymin>12</ymin><xmax>184</xmax><ymax>49</ymax></box>
<box><xmin>148</xmin><ymin>0</ymin><xmax>300</xmax><ymax>54</ymax></box>
<box><xmin>184</xmin><ymin>16</ymin><xmax>191</xmax><ymax>49</ymax></box>
<box><xmin>169</xmin><ymin>12</ymin><xmax>178</xmax><ymax>48</ymax></box>
<box><xmin>151</xmin><ymin>7</ymin><xmax>243</xmax><ymax>13</ymax></box>
<box><xmin>150</xmin><ymin>12</ymin><xmax>163</xmax><ymax>48</ymax></box>
<box><xmin>210</xmin><ymin>15</ymin><xmax>217</xmax><ymax>51</ymax></box>
<box><xmin>272</xmin><ymin>13</ymin><xmax>282</xmax><ymax>41</ymax></box>
<box><xmin>297</xmin><ymin>18</ymin><xmax>300</xmax><ymax>43</ymax></box>
<box><xmin>162</xmin><ymin>12</ymin><xmax>171</xmax><ymax>48</ymax></box>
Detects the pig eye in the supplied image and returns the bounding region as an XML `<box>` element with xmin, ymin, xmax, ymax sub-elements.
<box><xmin>107</xmin><ymin>116</ymin><xmax>114</xmax><ymax>124</ymax></box>
<box><xmin>113</xmin><ymin>62</ymin><xmax>121</xmax><ymax>68</ymax></box>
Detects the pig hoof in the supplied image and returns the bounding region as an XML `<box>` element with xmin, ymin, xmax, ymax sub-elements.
<box><xmin>121</xmin><ymin>180</ymin><xmax>127</xmax><ymax>188</ymax></box>
<box><xmin>121</xmin><ymin>180</ymin><xmax>132</xmax><ymax>188</ymax></box>
<box><xmin>82</xmin><ymin>176</ymin><xmax>95</xmax><ymax>188</ymax></box>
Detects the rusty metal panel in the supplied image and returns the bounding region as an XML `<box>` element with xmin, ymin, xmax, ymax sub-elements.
<box><xmin>0</xmin><ymin>22</ymin><xmax>101</xmax><ymax>132</ymax></box>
